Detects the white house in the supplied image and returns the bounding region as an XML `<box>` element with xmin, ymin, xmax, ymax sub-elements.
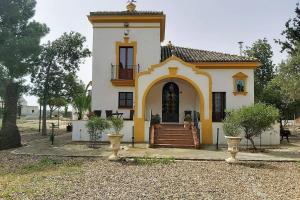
<box><xmin>72</xmin><ymin>2</ymin><xmax>279</xmax><ymax>147</ymax></box>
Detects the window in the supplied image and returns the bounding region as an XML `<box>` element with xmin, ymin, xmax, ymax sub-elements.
<box><xmin>118</xmin><ymin>92</ymin><xmax>133</xmax><ymax>108</ymax></box>
<box><xmin>119</xmin><ymin>47</ymin><xmax>134</xmax><ymax>69</ymax></box>
<box><xmin>212</xmin><ymin>92</ymin><xmax>226</xmax><ymax>122</ymax></box>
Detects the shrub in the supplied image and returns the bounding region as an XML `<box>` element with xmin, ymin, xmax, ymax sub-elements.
<box><xmin>110</xmin><ymin>116</ymin><xmax>124</xmax><ymax>134</ymax></box>
<box><xmin>224</xmin><ymin>103</ymin><xmax>279</xmax><ymax>150</ymax></box>
<box><xmin>237</xmin><ymin>103</ymin><xmax>279</xmax><ymax>150</ymax></box>
<box><xmin>184</xmin><ymin>114</ymin><xmax>192</xmax><ymax>122</ymax></box>
<box><xmin>151</xmin><ymin>114</ymin><xmax>161</xmax><ymax>125</ymax></box>
<box><xmin>222</xmin><ymin>111</ymin><xmax>241</xmax><ymax>137</ymax></box>
<box><xmin>86</xmin><ymin>116</ymin><xmax>111</xmax><ymax>148</ymax></box>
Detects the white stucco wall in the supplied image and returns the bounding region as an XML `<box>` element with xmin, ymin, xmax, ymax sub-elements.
<box><xmin>91</xmin><ymin>23</ymin><xmax>161</xmax><ymax>116</ymax></box>
<box><xmin>136</xmin><ymin>59</ymin><xmax>211</xmax><ymax>120</ymax></box>
<box><xmin>72</xmin><ymin>120</ymin><xmax>135</xmax><ymax>142</ymax></box>
<box><xmin>212</xmin><ymin>123</ymin><xmax>280</xmax><ymax>145</ymax></box>
<box><xmin>202</xmin><ymin>68</ymin><xmax>255</xmax><ymax>110</ymax></box>
<box><xmin>145</xmin><ymin>79</ymin><xmax>199</xmax><ymax>123</ymax></box>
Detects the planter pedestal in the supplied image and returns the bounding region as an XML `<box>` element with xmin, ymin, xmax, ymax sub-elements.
<box><xmin>225</xmin><ymin>136</ymin><xmax>242</xmax><ymax>163</ymax></box>
<box><xmin>107</xmin><ymin>134</ymin><xmax>123</xmax><ymax>161</ymax></box>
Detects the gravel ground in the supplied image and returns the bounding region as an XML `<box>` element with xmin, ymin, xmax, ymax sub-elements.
<box><xmin>0</xmin><ymin>152</ymin><xmax>299</xmax><ymax>200</ymax></box>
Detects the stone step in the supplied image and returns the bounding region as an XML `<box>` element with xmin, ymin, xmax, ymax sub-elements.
<box><xmin>155</xmin><ymin>139</ymin><xmax>194</xmax><ymax>145</ymax></box>
<box><xmin>153</xmin><ymin>144</ymin><xmax>195</xmax><ymax>148</ymax></box>
<box><xmin>157</xmin><ymin>134</ymin><xmax>192</xmax><ymax>139</ymax></box>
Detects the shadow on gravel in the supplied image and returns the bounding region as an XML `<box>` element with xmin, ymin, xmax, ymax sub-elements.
<box><xmin>235</xmin><ymin>162</ymin><xmax>278</xmax><ymax>170</ymax></box>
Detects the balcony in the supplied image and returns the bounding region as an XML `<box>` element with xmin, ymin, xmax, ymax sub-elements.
<box><xmin>111</xmin><ymin>64</ymin><xmax>140</xmax><ymax>86</ymax></box>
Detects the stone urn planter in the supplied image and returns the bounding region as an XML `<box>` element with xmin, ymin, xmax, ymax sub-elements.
<box><xmin>225</xmin><ymin>136</ymin><xmax>242</xmax><ymax>163</ymax></box>
<box><xmin>107</xmin><ymin>134</ymin><xmax>124</xmax><ymax>161</ymax></box>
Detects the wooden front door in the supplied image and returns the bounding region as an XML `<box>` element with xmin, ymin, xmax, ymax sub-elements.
<box><xmin>162</xmin><ymin>82</ymin><xmax>179</xmax><ymax>122</ymax></box>
<box><xmin>119</xmin><ymin>46</ymin><xmax>134</xmax><ymax>80</ymax></box>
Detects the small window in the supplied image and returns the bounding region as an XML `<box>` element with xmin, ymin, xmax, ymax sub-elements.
<box><xmin>118</xmin><ymin>92</ymin><xmax>133</xmax><ymax>108</ymax></box>
<box><xmin>212</xmin><ymin>92</ymin><xmax>226</xmax><ymax>122</ymax></box>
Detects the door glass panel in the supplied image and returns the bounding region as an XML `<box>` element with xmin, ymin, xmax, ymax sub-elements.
<box><xmin>119</xmin><ymin>47</ymin><xmax>126</xmax><ymax>68</ymax></box>
<box><xmin>127</xmin><ymin>48</ymin><xmax>134</xmax><ymax>68</ymax></box>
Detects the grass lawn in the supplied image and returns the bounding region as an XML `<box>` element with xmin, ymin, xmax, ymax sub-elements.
<box><xmin>0</xmin><ymin>155</ymin><xmax>84</xmax><ymax>200</ymax></box>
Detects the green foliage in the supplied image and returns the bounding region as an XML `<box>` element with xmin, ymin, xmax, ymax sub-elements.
<box><xmin>276</xmin><ymin>45</ymin><xmax>300</xmax><ymax>102</ymax></box>
<box><xmin>134</xmin><ymin>156</ymin><xmax>175</xmax><ymax>165</ymax></box>
<box><xmin>73</xmin><ymin>91</ymin><xmax>91</xmax><ymax>120</ymax></box>
<box><xmin>244</xmin><ymin>38</ymin><xmax>275</xmax><ymax>101</ymax></box>
<box><xmin>109</xmin><ymin>116</ymin><xmax>124</xmax><ymax>134</ymax></box>
<box><xmin>276</xmin><ymin>4</ymin><xmax>300</xmax><ymax>55</ymax></box>
<box><xmin>262</xmin><ymin>78</ymin><xmax>300</xmax><ymax>120</ymax></box>
<box><xmin>222</xmin><ymin>111</ymin><xmax>241</xmax><ymax>137</ymax></box>
<box><xmin>238</xmin><ymin>103</ymin><xmax>279</xmax><ymax>149</ymax></box>
<box><xmin>184</xmin><ymin>114</ymin><xmax>192</xmax><ymax>122</ymax></box>
<box><xmin>222</xmin><ymin>104</ymin><xmax>278</xmax><ymax>149</ymax></box>
<box><xmin>151</xmin><ymin>114</ymin><xmax>161</xmax><ymax>125</ymax></box>
<box><xmin>86</xmin><ymin>117</ymin><xmax>111</xmax><ymax>147</ymax></box>
<box><xmin>0</xmin><ymin>0</ymin><xmax>49</xmax><ymax>80</ymax></box>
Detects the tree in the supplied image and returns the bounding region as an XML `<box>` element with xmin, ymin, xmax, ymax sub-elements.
<box><xmin>0</xmin><ymin>0</ymin><xmax>48</xmax><ymax>149</ymax></box>
<box><xmin>72</xmin><ymin>82</ymin><xmax>92</xmax><ymax>120</ymax></box>
<box><xmin>31</xmin><ymin>32</ymin><xmax>91</xmax><ymax>135</ymax></box>
<box><xmin>224</xmin><ymin>103</ymin><xmax>279</xmax><ymax>150</ymax></box>
<box><xmin>47</xmin><ymin>97</ymin><xmax>67</xmax><ymax>119</ymax></box>
<box><xmin>276</xmin><ymin>3</ymin><xmax>300</xmax><ymax>55</ymax></box>
<box><xmin>237</xmin><ymin>103</ymin><xmax>279</xmax><ymax>150</ymax></box>
<box><xmin>244</xmin><ymin>39</ymin><xmax>275</xmax><ymax>101</ymax></box>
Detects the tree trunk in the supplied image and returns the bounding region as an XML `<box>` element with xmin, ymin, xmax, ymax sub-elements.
<box><xmin>0</xmin><ymin>82</ymin><xmax>21</xmax><ymax>150</ymax></box>
<box><xmin>49</xmin><ymin>107</ymin><xmax>53</xmax><ymax>119</ymax></box>
<box><xmin>245</xmin><ymin>134</ymin><xmax>257</xmax><ymax>151</ymax></box>
<box><xmin>42</xmin><ymin>98</ymin><xmax>47</xmax><ymax>136</ymax></box>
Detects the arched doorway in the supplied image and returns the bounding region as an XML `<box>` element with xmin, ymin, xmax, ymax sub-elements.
<box><xmin>162</xmin><ymin>82</ymin><xmax>179</xmax><ymax>122</ymax></box>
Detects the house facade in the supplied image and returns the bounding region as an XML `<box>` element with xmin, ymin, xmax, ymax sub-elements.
<box><xmin>72</xmin><ymin>2</ymin><xmax>280</xmax><ymax>147</ymax></box>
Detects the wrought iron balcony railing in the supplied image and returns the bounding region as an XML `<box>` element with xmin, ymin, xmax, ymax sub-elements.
<box><xmin>111</xmin><ymin>64</ymin><xmax>141</xmax><ymax>80</ymax></box>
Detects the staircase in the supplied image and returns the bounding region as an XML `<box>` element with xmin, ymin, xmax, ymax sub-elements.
<box><xmin>151</xmin><ymin>124</ymin><xmax>199</xmax><ymax>149</ymax></box>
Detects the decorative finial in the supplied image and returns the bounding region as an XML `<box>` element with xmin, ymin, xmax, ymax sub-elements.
<box><xmin>168</xmin><ymin>41</ymin><xmax>176</xmax><ymax>56</ymax></box>
<box><xmin>127</xmin><ymin>0</ymin><xmax>137</xmax><ymax>12</ymax></box>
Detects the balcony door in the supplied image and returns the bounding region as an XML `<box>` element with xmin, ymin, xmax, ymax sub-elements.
<box><xmin>119</xmin><ymin>47</ymin><xmax>134</xmax><ymax>80</ymax></box>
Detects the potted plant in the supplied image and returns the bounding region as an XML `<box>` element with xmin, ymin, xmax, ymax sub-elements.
<box><xmin>107</xmin><ymin>116</ymin><xmax>124</xmax><ymax>161</ymax></box>
<box><xmin>184</xmin><ymin>114</ymin><xmax>193</xmax><ymax>129</ymax></box>
<box><xmin>222</xmin><ymin>111</ymin><xmax>242</xmax><ymax>163</ymax></box>
<box><xmin>86</xmin><ymin>116</ymin><xmax>111</xmax><ymax>148</ymax></box>
<box><xmin>151</xmin><ymin>114</ymin><xmax>161</xmax><ymax>129</ymax></box>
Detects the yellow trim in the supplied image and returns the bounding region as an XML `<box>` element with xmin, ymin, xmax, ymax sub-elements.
<box><xmin>168</xmin><ymin>67</ymin><xmax>178</xmax><ymax>75</ymax></box>
<box><xmin>232</xmin><ymin>72</ymin><xmax>248</xmax><ymax>96</ymax></box>
<box><xmin>195</xmin><ymin>62</ymin><xmax>260</xmax><ymax>69</ymax></box>
<box><xmin>111</xmin><ymin>79</ymin><xmax>135</xmax><ymax>87</ymax></box>
<box><xmin>88</xmin><ymin>15</ymin><xmax>166</xmax><ymax>42</ymax></box>
<box><xmin>134</xmin><ymin>56</ymin><xmax>213</xmax><ymax>144</ymax></box>
<box><xmin>115</xmin><ymin>38</ymin><xmax>137</xmax><ymax>81</ymax></box>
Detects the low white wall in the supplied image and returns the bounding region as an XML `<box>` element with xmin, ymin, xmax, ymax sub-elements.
<box><xmin>72</xmin><ymin>120</ymin><xmax>135</xmax><ymax>142</ymax></box>
<box><xmin>212</xmin><ymin>123</ymin><xmax>280</xmax><ymax>146</ymax></box>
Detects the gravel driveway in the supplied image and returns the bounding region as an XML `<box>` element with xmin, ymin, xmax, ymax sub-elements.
<box><xmin>1</xmin><ymin>152</ymin><xmax>299</xmax><ymax>200</ymax></box>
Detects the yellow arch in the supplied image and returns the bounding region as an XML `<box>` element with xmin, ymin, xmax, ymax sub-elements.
<box><xmin>134</xmin><ymin>74</ymin><xmax>213</xmax><ymax>144</ymax></box>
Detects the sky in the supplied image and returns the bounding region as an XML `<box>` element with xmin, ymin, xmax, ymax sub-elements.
<box><xmin>25</xmin><ymin>0</ymin><xmax>299</xmax><ymax>105</ymax></box>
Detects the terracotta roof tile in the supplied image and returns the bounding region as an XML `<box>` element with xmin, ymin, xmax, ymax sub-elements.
<box><xmin>161</xmin><ymin>46</ymin><xmax>258</xmax><ymax>63</ymax></box>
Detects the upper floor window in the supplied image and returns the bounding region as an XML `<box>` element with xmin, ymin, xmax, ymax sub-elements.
<box><xmin>119</xmin><ymin>47</ymin><xmax>134</xmax><ymax>80</ymax></box>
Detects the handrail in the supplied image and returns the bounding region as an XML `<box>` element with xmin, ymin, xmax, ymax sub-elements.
<box><xmin>193</xmin><ymin>110</ymin><xmax>201</xmax><ymax>146</ymax></box>
<box><xmin>111</xmin><ymin>64</ymin><xmax>140</xmax><ymax>80</ymax></box>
